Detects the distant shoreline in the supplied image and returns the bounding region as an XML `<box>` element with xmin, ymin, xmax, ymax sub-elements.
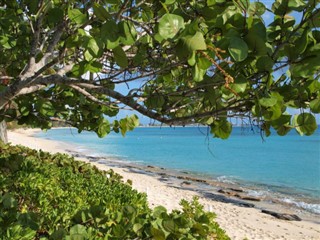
<box><xmin>7</xmin><ymin>128</ymin><xmax>320</xmax><ymax>240</ymax></box>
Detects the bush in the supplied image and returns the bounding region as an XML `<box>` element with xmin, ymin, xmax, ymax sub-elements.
<box><xmin>0</xmin><ymin>143</ymin><xmax>229</xmax><ymax>239</ymax></box>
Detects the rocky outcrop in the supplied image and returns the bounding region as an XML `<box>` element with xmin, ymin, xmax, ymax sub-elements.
<box><xmin>261</xmin><ymin>210</ymin><xmax>302</xmax><ymax>221</ymax></box>
<box><xmin>218</xmin><ymin>189</ymin><xmax>261</xmax><ymax>202</ymax></box>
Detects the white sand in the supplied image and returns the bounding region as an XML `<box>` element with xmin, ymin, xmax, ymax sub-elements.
<box><xmin>7</xmin><ymin>129</ymin><xmax>320</xmax><ymax>240</ymax></box>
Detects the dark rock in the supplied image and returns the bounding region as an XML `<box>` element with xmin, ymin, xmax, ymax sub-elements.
<box><xmin>177</xmin><ymin>175</ymin><xmax>207</xmax><ymax>183</ymax></box>
<box><xmin>261</xmin><ymin>210</ymin><xmax>302</xmax><ymax>221</ymax></box>
<box><xmin>218</xmin><ymin>189</ymin><xmax>227</xmax><ymax>194</ymax></box>
<box><xmin>218</xmin><ymin>189</ymin><xmax>261</xmax><ymax>201</ymax></box>
<box><xmin>218</xmin><ymin>189</ymin><xmax>237</xmax><ymax>196</ymax></box>
<box><xmin>181</xmin><ymin>181</ymin><xmax>191</xmax><ymax>185</ymax></box>
<box><xmin>237</xmin><ymin>195</ymin><xmax>261</xmax><ymax>202</ymax></box>
<box><xmin>229</xmin><ymin>188</ymin><xmax>244</xmax><ymax>193</ymax></box>
<box><xmin>147</xmin><ymin>165</ymin><xmax>155</xmax><ymax>168</ymax></box>
<box><xmin>238</xmin><ymin>202</ymin><xmax>255</xmax><ymax>208</ymax></box>
<box><xmin>158</xmin><ymin>173</ymin><xmax>167</xmax><ymax>176</ymax></box>
<box><xmin>202</xmin><ymin>192</ymin><xmax>255</xmax><ymax>208</ymax></box>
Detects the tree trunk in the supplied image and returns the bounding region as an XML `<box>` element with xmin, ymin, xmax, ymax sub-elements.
<box><xmin>0</xmin><ymin>120</ymin><xmax>8</xmax><ymax>144</ymax></box>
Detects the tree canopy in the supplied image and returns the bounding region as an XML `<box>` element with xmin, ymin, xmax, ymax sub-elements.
<box><xmin>0</xmin><ymin>0</ymin><xmax>319</xmax><ymax>140</ymax></box>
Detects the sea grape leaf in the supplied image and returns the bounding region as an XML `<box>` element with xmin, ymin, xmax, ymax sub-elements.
<box><xmin>18</xmin><ymin>213</ymin><xmax>39</xmax><ymax>230</ymax></box>
<box><xmin>40</xmin><ymin>101</ymin><xmax>55</xmax><ymax>117</ymax></box>
<box><xmin>86</xmin><ymin>38</ymin><xmax>101</xmax><ymax>58</ymax></box>
<box><xmin>180</xmin><ymin>31</ymin><xmax>207</xmax><ymax>52</ymax></box>
<box><xmin>259</xmin><ymin>96</ymin><xmax>278</xmax><ymax>107</ymax></box>
<box><xmin>92</xmin><ymin>3</ymin><xmax>111</xmax><ymax>21</ymax></box>
<box><xmin>69</xmin><ymin>224</ymin><xmax>88</xmax><ymax>238</ymax></box>
<box><xmin>151</xmin><ymin>227</ymin><xmax>166</xmax><ymax>240</ymax></box>
<box><xmin>47</xmin><ymin>8</ymin><xmax>64</xmax><ymax>24</ymax></box>
<box><xmin>211</xmin><ymin>120</ymin><xmax>232</xmax><ymax>139</ymax></box>
<box><xmin>290</xmin><ymin>54</ymin><xmax>320</xmax><ymax>78</ymax></box>
<box><xmin>153</xmin><ymin>206</ymin><xmax>167</xmax><ymax>218</ymax></box>
<box><xmin>193</xmin><ymin>64</ymin><xmax>206</xmax><ymax>82</ymax></box>
<box><xmin>113</xmin><ymin>46</ymin><xmax>128</xmax><ymax>68</ymax></box>
<box><xmin>249</xmin><ymin>2</ymin><xmax>266</xmax><ymax>16</ymax></box>
<box><xmin>310</xmin><ymin>98</ymin><xmax>320</xmax><ymax>113</ymax></box>
<box><xmin>293</xmin><ymin>113</ymin><xmax>317</xmax><ymax>136</ymax></box>
<box><xmin>119</xmin><ymin>21</ymin><xmax>137</xmax><ymax>45</ymax></box>
<box><xmin>256</xmin><ymin>56</ymin><xmax>274</xmax><ymax>72</ymax></box>
<box><xmin>97</xmin><ymin>120</ymin><xmax>110</xmax><ymax>138</ymax></box>
<box><xmin>162</xmin><ymin>219</ymin><xmax>178</xmax><ymax>233</ymax></box>
<box><xmin>101</xmin><ymin>20</ymin><xmax>120</xmax><ymax>49</ymax></box>
<box><xmin>68</xmin><ymin>9</ymin><xmax>87</xmax><ymax>25</ymax></box>
<box><xmin>230</xmin><ymin>75</ymin><xmax>247</xmax><ymax>93</ymax></box>
<box><xmin>228</xmin><ymin>37</ymin><xmax>248</xmax><ymax>62</ymax></box>
<box><xmin>158</xmin><ymin>13</ymin><xmax>184</xmax><ymax>39</ymax></box>
<box><xmin>51</xmin><ymin>228</ymin><xmax>68</xmax><ymax>240</ymax></box>
<box><xmin>2</xmin><ymin>194</ymin><xmax>17</xmax><ymax>209</ymax></box>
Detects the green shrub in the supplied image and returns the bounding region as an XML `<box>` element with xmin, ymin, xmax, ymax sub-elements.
<box><xmin>0</xmin><ymin>143</ymin><xmax>229</xmax><ymax>239</ymax></box>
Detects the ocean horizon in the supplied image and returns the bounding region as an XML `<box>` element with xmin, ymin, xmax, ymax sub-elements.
<box><xmin>36</xmin><ymin>126</ymin><xmax>320</xmax><ymax>214</ymax></box>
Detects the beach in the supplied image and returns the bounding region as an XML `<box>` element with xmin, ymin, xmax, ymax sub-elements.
<box><xmin>7</xmin><ymin>129</ymin><xmax>320</xmax><ymax>240</ymax></box>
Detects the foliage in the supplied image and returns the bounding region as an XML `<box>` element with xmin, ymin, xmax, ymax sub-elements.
<box><xmin>0</xmin><ymin>0</ymin><xmax>319</xmax><ymax>139</ymax></box>
<box><xmin>0</xmin><ymin>143</ymin><xmax>229</xmax><ymax>239</ymax></box>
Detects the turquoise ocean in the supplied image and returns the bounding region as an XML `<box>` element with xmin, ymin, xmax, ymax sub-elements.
<box><xmin>36</xmin><ymin>126</ymin><xmax>320</xmax><ymax>214</ymax></box>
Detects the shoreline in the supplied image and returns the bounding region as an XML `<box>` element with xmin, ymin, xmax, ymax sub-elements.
<box><xmin>7</xmin><ymin>128</ymin><xmax>320</xmax><ymax>240</ymax></box>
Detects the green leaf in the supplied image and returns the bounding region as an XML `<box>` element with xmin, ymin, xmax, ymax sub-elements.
<box><xmin>228</xmin><ymin>37</ymin><xmax>248</xmax><ymax>62</ymax></box>
<box><xmin>86</xmin><ymin>38</ymin><xmax>101</xmax><ymax>57</ymax></box>
<box><xmin>47</xmin><ymin>8</ymin><xmax>64</xmax><ymax>24</ymax></box>
<box><xmin>119</xmin><ymin>21</ymin><xmax>137</xmax><ymax>45</ymax></box>
<box><xmin>293</xmin><ymin>113</ymin><xmax>317</xmax><ymax>136</ymax></box>
<box><xmin>40</xmin><ymin>101</ymin><xmax>55</xmax><ymax>117</ymax></box>
<box><xmin>153</xmin><ymin>206</ymin><xmax>167</xmax><ymax>218</ymax></box>
<box><xmin>180</xmin><ymin>31</ymin><xmax>207</xmax><ymax>52</ymax></box>
<box><xmin>198</xmin><ymin>55</ymin><xmax>212</xmax><ymax>70</ymax></box>
<box><xmin>256</xmin><ymin>56</ymin><xmax>274</xmax><ymax>72</ymax></box>
<box><xmin>69</xmin><ymin>224</ymin><xmax>88</xmax><ymax>239</ymax></box>
<box><xmin>193</xmin><ymin>64</ymin><xmax>206</xmax><ymax>82</ymax></box>
<box><xmin>18</xmin><ymin>213</ymin><xmax>39</xmax><ymax>230</ymax></box>
<box><xmin>259</xmin><ymin>97</ymin><xmax>278</xmax><ymax>107</ymax></box>
<box><xmin>133</xmin><ymin>223</ymin><xmax>143</xmax><ymax>233</ymax></box>
<box><xmin>187</xmin><ymin>51</ymin><xmax>196</xmax><ymax>66</ymax></box>
<box><xmin>93</xmin><ymin>3</ymin><xmax>111</xmax><ymax>21</ymax></box>
<box><xmin>151</xmin><ymin>227</ymin><xmax>166</xmax><ymax>240</ymax></box>
<box><xmin>68</xmin><ymin>9</ymin><xmax>87</xmax><ymax>25</ymax></box>
<box><xmin>230</xmin><ymin>75</ymin><xmax>247</xmax><ymax>93</ymax></box>
<box><xmin>162</xmin><ymin>219</ymin><xmax>177</xmax><ymax>233</ymax></box>
<box><xmin>97</xmin><ymin>120</ymin><xmax>110</xmax><ymax>138</ymax></box>
<box><xmin>290</xmin><ymin>54</ymin><xmax>320</xmax><ymax>78</ymax></box>
<box><xmin>85</xmin><ymin>61</ymin><xmax>103</xmax><ymax>73</ymax></box>
<box><xmin>2</xmin><ymin>194</ymin><xmax>17</xmax><ymax>209</ymax></box>
<box><xmin>20</xmin><ymin>106</ymin><xmax>30</xmax><ymax>116</ymax></box>
<box><xmin>310</xmin><ymin>98</ymin><xmax>320</xmax><ymax>113</ymax></box>
<box><xmin>113</xmin><ymin>46</ymin><xmax>128</xmax><ymax>68</ymax></box>
<box><xmin>249</xmin><ymin>2</ymin><xmax>266</xmax><ymax>16</ymax></box>
<box><xmin>129</xmin><ymin>114</ymin><xmax>139</xmax><ymax>128</ymax></box>
<box><xmin>158</xmin><ymin>13</ymin><xmax>185</xmax><ymax>39</ymax></box>
<box><xmin>101</xmin><ymin>20</ymin><xmax>120</xmax><ymax>49</ymax></box>
<box><xmin>294</xmin><ymin>29</ymin><xmax>308</xmax><ymax>56</ymax></box>
<box><xmin>51</xmin><ymin>228</ymin><xmax>68</xmax><ymax>240</ymax></box>
<box><xmin>210</xmin><ymin>120</ymin><xmax>232</xmax><ymax>139</ymax></box>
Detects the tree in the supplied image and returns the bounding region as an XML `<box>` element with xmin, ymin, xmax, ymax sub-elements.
<box><xmin>0</xmin><ymin>0</ymin><xmax>319</xmax><ymax>143</ymax></box>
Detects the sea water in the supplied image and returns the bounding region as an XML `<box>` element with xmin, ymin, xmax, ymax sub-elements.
<box><xmin>36</xmin><ymin>126</ymin><xmax>320</xmax><ymax>214</ymax></box>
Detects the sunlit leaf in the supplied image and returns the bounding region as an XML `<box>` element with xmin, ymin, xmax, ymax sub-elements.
<box><xmin>228</xmin><ymin>37</ymin><xmax>248</xmax><ymax>62</ymax></box>
<box><xmin>158</xmin><ymin>13</ymin><xmax>184</xmax><ymax>39</ymax></box>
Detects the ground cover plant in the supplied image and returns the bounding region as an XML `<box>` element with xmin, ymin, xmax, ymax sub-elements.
<box><xmin>0</xmin><ymin>143</ymin><xmax>229</xmax><ymax>240</ymax></box>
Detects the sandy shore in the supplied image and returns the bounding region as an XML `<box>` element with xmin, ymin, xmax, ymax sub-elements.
<box><xmin>7</xmin><ymin>129</ymin><xmax>320</xmax><ymax>240</ymax></box>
